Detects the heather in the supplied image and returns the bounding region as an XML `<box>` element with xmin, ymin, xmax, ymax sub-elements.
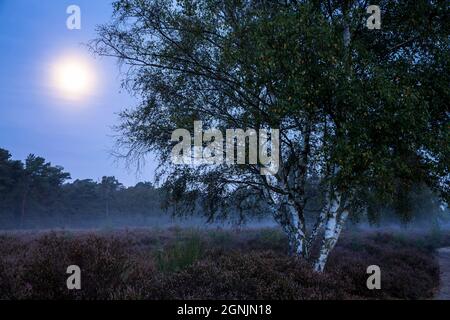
<box><xmin>0</xmin><ymin>228</ymin><xmax>444</xmax><ymax>300</ymax></box>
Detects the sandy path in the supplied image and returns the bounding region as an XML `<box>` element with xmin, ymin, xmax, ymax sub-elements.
<box><xmin>435</xmin><ymin>247</ymin><xmax>450</xmax><ymax>300</ymax></box>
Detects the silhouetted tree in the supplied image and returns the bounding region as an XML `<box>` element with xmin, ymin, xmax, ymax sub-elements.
<box><xmin>16</xmin><ymin>155</ymin><xmax>70</xmax><ymax>227</ymax></box>
<box><xmin>0</xmin><ymin>149</ymin><xmax>23</xmax><ymax>223</ymax></box>
<box><xmin>100</xmin><ymin>176</ymin><xmax>123</xmax><ymax>218</ymax></box>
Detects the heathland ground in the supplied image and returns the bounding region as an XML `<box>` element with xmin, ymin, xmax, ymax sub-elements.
<box><xmin>1</xmin><ymin>227</ymin><xmax>449</xmax><ymax>300</ymax></box>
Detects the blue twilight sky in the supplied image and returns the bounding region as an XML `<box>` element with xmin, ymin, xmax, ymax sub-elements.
<box><xmin>0</xmin><ymin>0</ymin><xmax>156</xmax><ymax>186</ymax></box>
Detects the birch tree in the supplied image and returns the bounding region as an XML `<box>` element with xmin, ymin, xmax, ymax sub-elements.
<box><xmin>91</xmin><ymin>0</ymin><xmax>449</xmax><ymax>271</ymax></box>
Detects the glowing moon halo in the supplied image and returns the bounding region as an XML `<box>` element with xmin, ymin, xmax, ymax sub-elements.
<box><xmin>52</xmin><ymin>56</ymin><xmax>95</xmax><ymax>100</ymax></box>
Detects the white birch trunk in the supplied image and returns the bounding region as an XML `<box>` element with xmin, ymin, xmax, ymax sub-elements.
<box><xmin>286</xmin><ymin>200</ymin><xmax>306</xmax><ymax>257</ymax></box>
<box><xmin>268</xmin><ymin>197</ymin><xmax>307</xmax><ymax>258</ymax></box>
<box><xmin>313</xmin><ymin>5</ymin><xmax>352</xmax><ymax>273</ymax></box>
<box><xmin>314</xmin><ymin>194</ymin><xmax>348</xmax><ymax>272</ymax></box>
<box><xmin>307</xmin><ymin>193</ymin><xmax>330</xmax><ymax>252</ymax></box>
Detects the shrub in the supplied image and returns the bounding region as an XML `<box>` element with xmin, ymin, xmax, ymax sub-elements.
<box><xmin>152</xmin><ymin>251</ymin><xmax>353</xmax><ymax>300</ymax></box>
<box><xmin>154</xmin><ymin>233</ymin><xmax>204</xmax><ymax>273</ymax></box>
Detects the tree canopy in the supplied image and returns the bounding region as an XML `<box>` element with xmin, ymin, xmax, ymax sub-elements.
<box><xmin>91</xmin><ymin>0</ymin><xmax>449</xmax><ymax>270</ymax></box>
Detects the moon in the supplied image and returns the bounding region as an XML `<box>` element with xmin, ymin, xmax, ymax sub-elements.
<box><xmin>52</xmin><ymin>56</ymin><xmax>96</xmax><ymax>99</ymax></box>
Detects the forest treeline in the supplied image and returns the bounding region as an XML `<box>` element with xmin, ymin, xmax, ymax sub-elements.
<box><xmin>0</xmin><ymin>148</ymin><xmax>165</xmax><ymax>229</ymax></box>
<box><xmin>0</xmin><ymin>147</ymin><xmax>447</xmax><ymax>230</ymax></box>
